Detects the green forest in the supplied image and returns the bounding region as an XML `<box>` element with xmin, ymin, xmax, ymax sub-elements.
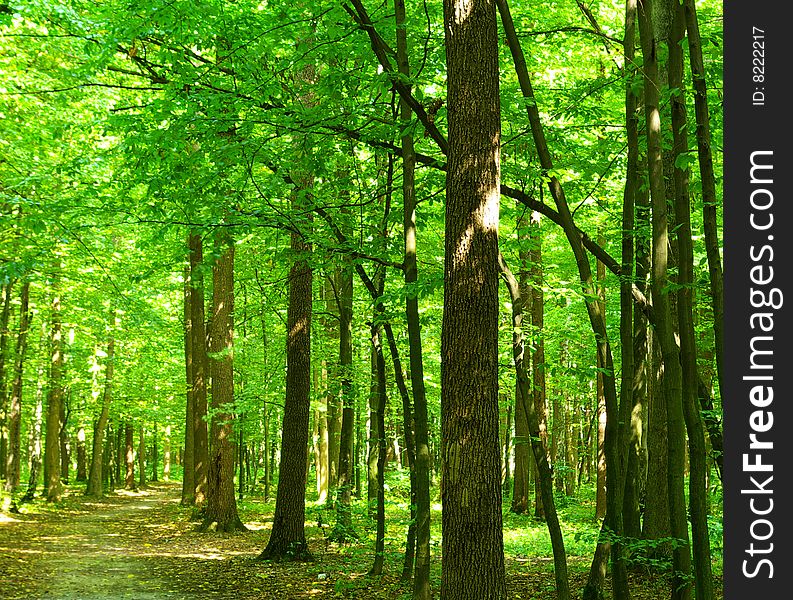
<box><xmin>0</xmin><ymin>0</ymin><xmax>723</xmax><ymax>598</ymax></box>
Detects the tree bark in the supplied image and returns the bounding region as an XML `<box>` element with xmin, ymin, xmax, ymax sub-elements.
<box><xmin>258</xmin><ymin>182</ymin><xmax>313</xmax><ymax>561</ymax></box>
<box><xmin>5</xmin><ymin>280</ymin><xmax>31</xmax><ymax>494</ymax></box>
<box><xmin>511</xmin><ymin>237</ymin><xmax>531</xmax><ymax>515</ymax></box>
<box><xmin>441</xmin><ymin>1</ymin><xmax>505</xmax><ymax>596</ymax></box>
<box><xmin>202</xmin><ymin>234</ymin><xmax>246</xmax><ymax>533</ymax></box>
<box><xmin>394</xmin><ymin>1</ymin><xmax>430</xmax><ymax>593</ymax></box>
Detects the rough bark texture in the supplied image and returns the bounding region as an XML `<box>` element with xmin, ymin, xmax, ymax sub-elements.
<box><xmin>86</xmin><ymin>326</ymin><xmax>115</xmax><ymax>497</ymax></box>
<box><xmin>258</xmin><ymin>190</ymin><xmax>313</xmax><ymax>562</ymax></box>
<box><xmin>202</xmin><ymin>236</ymin><xmax>246</xmax><ymax>533</ymax></box>
<box><xmin>638</xmin><ymin>2</ymin><xmax>692</xmax><ymax>597</ymax></box>
<box><xmin>4</xmin><ymin>280</ymin><xmax>31</xmax><ymax>493</ymax></box>
<box><xmin>44</xmin><ymin>278</ymin><xmax>64</xmax><ymax>503</ymax></box>
<box><xmin>189</xmin><ymin>234</ymin><xmax>209</xmax><ymax>510</ymax></box>
<box><xmin>441</xmin><ymin>2</ymin><xmax>505</xmax><ymax>596</ymax></box>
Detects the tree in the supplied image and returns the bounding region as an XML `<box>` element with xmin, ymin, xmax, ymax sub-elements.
<box><xmin>440</xmin><ymin>0</ymin><xmax>505</xmax><ymax>597</ymax></box>
<box><xmin>4</xmin><ymin>280</ymin><xmax>31</xmax><ymax>494</ymax></box>
<box><xmin>44</xmin><ymin>269</ymin><xmax>64</xmax><ymax>503</ymax></box>
<box><xmin>202</xmin><ymin>233</ymin><xmax>246</xmax><ymax>532</ymax></box>
<box><xmin>258</xmin><ymin>183</ymin><xmax>313</xmax><ymax>562</ymax></box>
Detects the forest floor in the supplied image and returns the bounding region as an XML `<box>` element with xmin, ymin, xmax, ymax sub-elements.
<box><xmin>0</xmin><ymin>481</ymin><xmax>721</xmax><ymax>599</ymax></box>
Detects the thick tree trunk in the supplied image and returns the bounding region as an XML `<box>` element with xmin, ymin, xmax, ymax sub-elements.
<box><xmin>258</xmin><ymin>182</ymin><xmax>313</xmax><ymax>561</ymax></box>
<box><xmin>87</xmin><ymin>326</ymin><xmax>116</xmax><ymax>497</ymax></box>
<box><xmin>44</xmin><ymin>277</ymin><xmax>64</xmax><ymax>503</ymax></box>
<box><xmin>638</xmin><ymin>2</ymin><xmax>692</xmax><ymax>597</ymax></box>
<box><xmin>182</xmin><ymin>264</ymin><xmax>195</xmax><ymax>505</ymax></box>
<box><xmin>5</xmin><ymin>280</ymin><xmax>31</xmax><ymax>494</ymax></box>
<box><xmin>441</xmin><ymin>2</ymin><xmax>505</xmax><ymax>596</ymax></box>
<box><xmin>189</xmin><ymin>233</ymin><xmax>209</xmax><ymax>511</ymax></box>
<box><xmin>202</xmin><ymin>235</ymin><xmax>246</xmax><ymax>533</ymax></box>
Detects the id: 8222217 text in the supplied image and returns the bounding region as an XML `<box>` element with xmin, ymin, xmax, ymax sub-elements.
<box><xmin>753</xmin><ymin>27</ymin><xmax>765</xmax><ymax>106</ymax></box>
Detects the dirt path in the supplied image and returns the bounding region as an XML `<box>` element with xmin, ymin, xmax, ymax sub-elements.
<box><xmin>0</xmin><ymin>483</ymin><xmax>355</xmax><ymax>600</ymax></box>
<box><xmin>0</xmin><ymin>484</ymin><xmax>190</xmax><ymax>599</ymax></box>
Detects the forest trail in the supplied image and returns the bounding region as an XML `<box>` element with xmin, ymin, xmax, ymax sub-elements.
<box><xmin>0</xmin><ymin>482</ymin><xmax>397</xmax><ymax>599</ymax></box>
<box><xmin>0</xmin><ymin>483</ymin><xmax>189</xmax><ymax>599</ymax></box>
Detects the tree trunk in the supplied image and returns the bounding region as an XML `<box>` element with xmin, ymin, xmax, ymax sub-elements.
<box><xmin>392</xmin><ymin>2</ymin><xmax>430</xmax><ymax>590</ymax></box>
<box><xmin>44</xmin><ymin>276</ymin><xmax>64</xmax><ymax>503</ymax></box>
<box><xmin>511</xmin><ymin>240</ymin><xmax>531</xmax><ymax>515</ymax></box>
<box><xmin>503</xmin><ymin>403</ymin><xmax>512</xmax><ymax>493</ymax></box>
<box><xmin>368</xmin><ymin>324</ymin><xmax>387</xmax><ymax>575</ymax></box>
<box><xmin>0</xmin><ymin>282</ymin><xmax>13</xmax><ymax>482</ymax></box>
<box><xmin>182</xmin><ymin>264</ymin><xmax>195</xmax><ymax>505</ymax></box>
<box><xmin>668</xmin><ymin>3</ymin><xmax>714</xmax><ymax>596</ymax></box>
<box><xmin>595</xmin><ymin>241</ymin><xmax>607</xmax><ymax>521</ymax></box>
<box><xmin>330</xmin><ymin>263</ymin><xmax>357</xmax><ymax>542</ymax></box>
<box><xmin>500</xmin><ymin>255</ymin><xmax>571</xmax><ymax>600</ymax></box>
<box><xmin>5</xmin><ymin>281</ymin><xmax>31</xmax><ymax>493</ymax></box>
<box><xmin>21</xmin><ymin>374</ymin><xmax>44</xmax><ymax>504</ymax></box>
<box><xmin>638</xmin><ymin>2</ymin><xmax>692</xmax><ymax>597</ymax></box>
<box><xmin>164</xmin><ymin>425</ymin><xmax>171</xmax><ymax>481</ymax></box>
<box><xmin>87</xmin><ymin>323</ymin><xmax>116</xmax><ymax>497</ymax></box>
<box><xmin>683</xmin><ymin>0</ymin><xmax>723</xmax><ymax>399</ymax></box>
<box><xmin>202</xmin><ymin>235</ymin><xmax>246</xmax><ymax>532</ymax></box>
<box><xmin>258</xmin><ymin>180</ymin><xmax>313</xmax><ymax>562</ymax></box>
<box><xmin>138</xmin><ymin>424</ymin><xmax>146</xmax><ymax>489</ymax></box>
<box><xmin>441</xmin><ymin>1</ymin><xmax>505</xmax><ymax>596</ymax></box>
<box><xmin>189</xmin><ymin>233</ymin><xmax>209</xmax><ymax>511</ymax></box>
<box><xmin>125</xmin><ymin>422</ymin><xmax>136</xmax><ymax>491</ymax></box>
<box><xmin>151</xmin><ymin>423</ymin><xmax>159</xmax><ymax>482</ymax></box>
